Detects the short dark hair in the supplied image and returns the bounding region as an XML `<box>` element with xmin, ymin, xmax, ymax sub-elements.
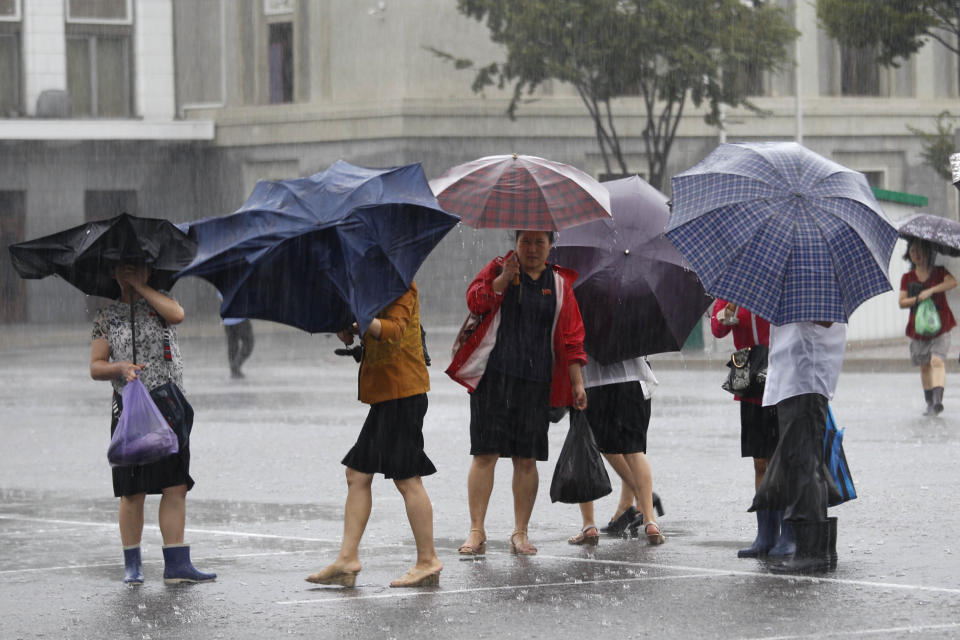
<box><xmin>904</xmin><ymin>238</ymin><xmax>936</xmax><ymax>268</ymax></box>
<box><xmin>514</xmin><ymin>230</ymin><xmax>555</xmax><ymax>244</ymax></box>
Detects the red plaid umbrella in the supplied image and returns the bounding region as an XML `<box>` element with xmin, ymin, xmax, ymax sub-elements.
<box><xmin>429</xmin><ymin>154</ymin><xmax>611</xmax><ymax>230</ymax></box>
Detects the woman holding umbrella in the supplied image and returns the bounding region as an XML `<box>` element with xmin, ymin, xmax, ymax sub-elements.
<box><xmin>899</xmin><ymin>238</ymin><xmax>957</xmax><ymax>415</ymax></box>
<box><xmin>90</xmin><ymin>261</ymin><xmax>215</xmax><ymax>585</ymax></box>
<box><xmin>448</xmin><ymin>230</ymin><xmax>588</xmax><ymax>556</ymax></box>
<box><xmin>306</xmin><ymin>283</ymin><xmax>443</xmax><ymax>588</ymax></box>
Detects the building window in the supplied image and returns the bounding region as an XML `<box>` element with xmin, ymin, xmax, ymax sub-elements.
<box><xmin>85</xmin><ymin>190</ymin><xmax>138</xmax><ymax>221</ymax></box>
<box><xmin>268</xmin><ymin>22</ymin><xmax>293</xmax><ymax>103</ymax></box>
<box><xmin>67</xmin><ymin>33</ymin><xmax>131</xmax><ymax>117</ymax></box>
<box><xmin>0</xmin><ymin>0</ymin><xmax>20</xmax><ymax>20</ymax></box>
<box><xmin>860</xmin><ymin>171</ymin><xmax>884</xmax><ymax>189</ymax></box>
<box><xmin>0</xmin><ymin>190</ymin><xmax>26</xmax><ymax>323</ymax></box>
<box><xmin>66</xmin><ymin>0</ymin><xmax>131</xmax><ymax>24</ymax></box>
<box><xmin>841</xmin><ymin>45</ymin><xmax>880</xmax><ymax>96</ymax></box>
<box><xmin>0</xmin><ymin>28</ymin><xmax>19</xmax><ymax>117</ymax></box>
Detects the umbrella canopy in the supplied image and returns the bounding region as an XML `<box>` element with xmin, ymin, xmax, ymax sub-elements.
<box><xmin>9</xmin><ymin>212</ymin><xmax>196</xmax><ymax>299</ymax></box>
<box><xmin>550</xmin><ymin>176</ymin><xmax>712</xmax><ymax>363</ymax></box>
<box><xmin>176</xmin><ymin>160</ymin><xmax>460</xmax><ymax>335</ymax></box>
<box><xmin>896</xmin><ymin>213</ymin><xmax>960</xmax><ymax>257</ymax></box>
<box><xmin>429</xmin><ymin>153</ymin><xmax>611</xmax><ymax>230</ymax></box>
<box><xmin>666</xmin><ymin>141</ymin><xmax>897</xmax><ymax>325</ymax></box>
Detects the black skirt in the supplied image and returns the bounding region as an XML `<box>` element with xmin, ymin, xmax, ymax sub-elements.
<box><xmin>739</xmin><ymin>401</ymin><xmax>779</xmax><ymax>459</ymax></box>
<box><xmin>341</xmin><ymin>393</ymin><xmax>436</xmax><ymax>480</ymax></box>
<box><xmin>584</xmin><ymin>381</ymin><xmax>650</xmax><ymax>454</ymax></box>
<box><xmin>109</xmin><ymin>392</ymin><xmax>194</xmax><ymax>498</ymax></box>
<box><xmin>469</xmin><ymin>370</ymin><xmax>551</xmax><ymax>460</ymax></box>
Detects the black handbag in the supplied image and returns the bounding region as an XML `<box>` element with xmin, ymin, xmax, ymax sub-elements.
<box><xmin>148</xmin><ymin>317</ymin><xmax>194</xmax><ymax>445</ymax></box>
<box><xmin>149</xmin><ymin>382</ymin><xmax>193</xmax><ymax>445</ymax></box>
<box><xmin>722</xmin><ymin>344</ymin><xmax>768</xmax><ymax>399</ymax></box>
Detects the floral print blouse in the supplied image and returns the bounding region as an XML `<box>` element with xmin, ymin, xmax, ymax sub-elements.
<box><xmin>91</xmin><ymin>293</ymin><xmax>184</xmax><ymax>396</ymax></box>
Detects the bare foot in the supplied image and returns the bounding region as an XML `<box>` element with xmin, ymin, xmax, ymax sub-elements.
<box><xmin>458</xmin><ymin>528</ymin><xmax>486</xmax><ymax>555</ymax></box>
<box><xmin>390</xmin><ymin>561</ymin><xmax>443</xmax><ymax>588</ymax></box>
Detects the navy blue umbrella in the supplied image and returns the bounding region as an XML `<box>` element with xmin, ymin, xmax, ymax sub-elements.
<box><xmin>176</xmin><ymin>160</ymin><xmax>460</xmax><ymax>335</ymax></box>
<box><xmin>550</xmin><ymin>176</ymin><xmax>712</xmax><ymax>363</ymax></box>
<box><xmin>666</xmin><ymin>142</ymin><xmax>897</xmax><ymax>325</ymax></box>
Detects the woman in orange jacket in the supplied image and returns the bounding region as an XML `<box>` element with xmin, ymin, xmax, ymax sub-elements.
<box><xmin>306</xmin><ymin>282</ymin><xmax>442</xmax><ymax>588</ymax></box>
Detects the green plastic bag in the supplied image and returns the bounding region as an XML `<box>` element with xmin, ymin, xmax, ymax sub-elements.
<box><xmin>915</xmin><ymin>298</ymin><xmax>942</xmax><ymax>336</ymax></box>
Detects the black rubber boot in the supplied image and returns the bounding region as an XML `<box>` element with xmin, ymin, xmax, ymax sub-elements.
<box><xmin>827</xmin><ymin>516</ymin><xmax>838</xmax><ymax>571</ymax></box>
<box><xmin>932</xmin><ymin>387</ymin><xmax>944</xmax><ymax>415</ymax></box>
<box><xmin>768</xmin><ymin>520</ymin><xmax>833</xmax><ymax>574</ymax></box>
<box><xmin>923</xmin><ymin>389</ymin><xmax>934</xmax><ymax>415</ymax></box>
<box><xmin>738</xmin><ymin>510</ymin><xmax>778</xmax><ymax>558</ymax></box>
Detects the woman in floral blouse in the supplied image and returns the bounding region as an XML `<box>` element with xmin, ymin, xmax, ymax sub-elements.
<box><xmin>90</xmin><ymin>261</ymin><xmax>215</xmax><ymax>585</ymax></box>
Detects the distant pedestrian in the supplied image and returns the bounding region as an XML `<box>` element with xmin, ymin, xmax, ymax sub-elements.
<box><xmin>306</xmin><ymin>282</ymin><xmax>442</xmax><ymax>588</ymax></box>
<box><xmin>710</xmin><ymin>299</ymin><xmax>789</xmax><ymax>558</ymax></box>
<box><xmin>224</xmin><ymin>317</ymin><xmax>254</xmax><ymax>378</ymax></box>
<box><xmin>90</xmin><ymin>261</ymin><xmax>216</xmax><ymax>585</ymax></box>
<box><xmin>448</xmin><ymin>230</ymin><xmax>587</xmax><ymax>557</ymax></box>
<box><xmin>752</xmin><ymin>320</ymin><xmax>846</xmax><ymax>573</ymax></box>
<box><xmin>899</xmin><ymin>239</ymin><xmax>957</xmax><ymax>415</ymax></box>
<box><xmin>569</xmin><ymin>356</ymin><xmax>664</xmax><ymax>547</ymax></box>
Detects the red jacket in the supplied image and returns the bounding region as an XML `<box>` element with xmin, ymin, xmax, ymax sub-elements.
<box><xmin>710</xmin><ymin>298</ymin><xmax>770</xmax><ymax>405</ymax></box>
<box><xmin>446</xmin><ymin>252</ymin><xmax>587</xmax><ymax>407</ymax></box>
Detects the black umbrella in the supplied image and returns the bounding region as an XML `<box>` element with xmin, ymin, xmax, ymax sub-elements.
<box><xmin>896</xmin><ymin>213</ymin><xmax>960</xmax><ymax>257</ymax></box>
<box><xmin>9</xmin><ymin>212</ymin><xmax>196</xmax><ymax>362</ymax></box>
<box><xmin>550</xmin><ymin>176</ymin><xmax>712</xmax><ymax>364</ymax></box>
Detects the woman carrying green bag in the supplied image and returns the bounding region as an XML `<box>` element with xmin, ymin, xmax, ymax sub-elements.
<box><xmin>899</xmin><ymin>239</ymin><xmax>957</xmax><ymax>415</ymax></box>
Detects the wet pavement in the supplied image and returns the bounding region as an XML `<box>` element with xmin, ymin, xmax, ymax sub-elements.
<box><xmin>2</xmin><ymin>324</ymin><xmax>960</xmax><ymax>639</ymax></box>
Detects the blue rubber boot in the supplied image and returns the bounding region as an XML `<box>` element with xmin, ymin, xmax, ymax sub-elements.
<box><xmin>123</xmin><ymin>546</ymin><xmax>144</xmax><ymax>585</ymax></box>
<box><xmin>767</xmin><ymin>512</ymin><xmax>796</xmax><ymax>557</ymax></box>
<box><xmin>162</xmin><ymin>545</ymin><xmax>216</xmax><ymax>584</ymax></box>
<box><xmin>737</xmin><ymin>510</ymin><xmax>778</xmax><ymax>558</ymax></box>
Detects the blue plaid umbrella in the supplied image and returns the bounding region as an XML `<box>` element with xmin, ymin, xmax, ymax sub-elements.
<box><xmin>665</xmin><ymin>142</ymin><xmax>897</xmax><ymax>325</ymax></box>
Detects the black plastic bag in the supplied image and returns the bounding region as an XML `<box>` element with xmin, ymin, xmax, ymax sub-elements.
<box><xmin>549</xmin><ymin>410</ymin><xmax>612</xmax><ymax>504</ymax></box>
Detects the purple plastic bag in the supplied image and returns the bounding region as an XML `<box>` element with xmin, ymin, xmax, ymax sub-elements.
<box><xmin>108</xmin><ymin>377</ymin><xmax>179</xmax><ymax>468</ymax></box>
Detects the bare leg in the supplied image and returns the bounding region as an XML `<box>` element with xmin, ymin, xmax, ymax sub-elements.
<box><xmin>622</xmin><ymin>452</ymin><xmax>655</xmax><ymax>525</ymax></box>
<box><xmin>308</xmin><ymin>467</ymin><xmax>371</xmax><ymax>581</ymax></box>
<box><xmin>391</xmin><ymin>477</ymin><xmax>443</xmax><ymax>586</ymax></box>
<box><xmin>603</xmin><ymin>453</ymin><xmax>639</xmax><ymax>506</ymax></box>
<box><xmin>510</xmin><ymin>457</ymin><xmax>538</xmax><ymax>552</ymax></box>
<box><xmin>921</xmin><ymin>362</ymin><xmax>934</xmax><ymax>389</ymax></box>
<box><xmin>930</xmin><ymin>356</ymin><xmax>946</xmax><ymax>387</ymax></box>
<box><xmin>118</xmin><ymin>493</ymin><xmax>146</xmax><ymax>547</ymax></box>
<box><xmin>753</xmin><ymin>458</ymin><xmax>769</xmax><ymax>491</ymax></box>
<box><xmin>462</xmin><ymin>454</ymin><xmax>498</xmax><ymax>549</ymax></box>
<box><xmin>158</xmin><ymin>484</ymin><xmax>187</xmax><ymax>545</ymax></box>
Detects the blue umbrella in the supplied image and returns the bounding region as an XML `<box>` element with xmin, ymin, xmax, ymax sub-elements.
<box><xmin>176</xmin><ymin>160</ymin><xmax>460</xmax><ymax>335</ymax></box>
<box><xmin>665</xmin><ymin>142</ymin><xmax>897</xmax><ymax>325</ymax></box>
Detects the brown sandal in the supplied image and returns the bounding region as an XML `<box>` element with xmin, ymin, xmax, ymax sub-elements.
<box><xmin>509</xmin><ymin>529</ymin><xmax>537</xmax><ymax>555</ymax></box>
<box><xmin>644</xmin><ymin>521</ymin><xmax>666</xmax><ymax>546</ymax></box>
<box><xmin>305</xmin><ymin>566</ymin><xmax>359</xmax><ymax>587</ymax></box>
<box><xmin>390</xmin><ymin>565</ymin><xmax>442</xmax><ymax>588</ymax></box>
<box><xmin>568</xmin><ymin>525</ymin><xmax>600</xmax><ymax>546</ymax></box>
<box><xmin>458</xmin><ymin>528</ymin><xmax>487</xmax><ymax>557</ymax></box>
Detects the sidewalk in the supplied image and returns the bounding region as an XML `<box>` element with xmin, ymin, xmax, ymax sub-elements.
<box><xmin>1</xmin><ymin>321</ymin><xmax>932</xmax><ymax>373</ymax></box>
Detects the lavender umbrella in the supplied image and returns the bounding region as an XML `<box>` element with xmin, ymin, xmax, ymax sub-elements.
<box><xmin>550</xmin><ymin>176</ymin><xmax>712</xmax><ymax>363</ymax></box>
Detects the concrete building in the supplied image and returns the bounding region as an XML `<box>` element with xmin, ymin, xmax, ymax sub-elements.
<box><xmin>2</xmin><ymin>0</ymin><xmax>957</xmax><ymax>334</ymax></box>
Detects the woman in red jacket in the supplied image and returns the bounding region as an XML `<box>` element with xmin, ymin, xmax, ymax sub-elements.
<box><xmin>899</xmin><ymin>239</ymin><xmax>957</xmax><ymax>415</ymax></box>
<box><xmin>447</xmin><ymin>230</ymin><xmax>587</xmax><ymax>557</ymax></box>
<box><xmin>711</xmin><ymin>299</ymin><xmax>789</xmax><ymax>558</ymax></box>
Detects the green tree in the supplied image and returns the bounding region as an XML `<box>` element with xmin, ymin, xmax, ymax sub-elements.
<box><xmin>817</xmin><ymin>1</ymin><xmax>960</xmax><ymax>177</ymax></box>
<box><xmin>816</xmin><ymin>0</ymin><xmax>960</xmax><ymax>70</ymax></box>
<box><xmin>432</xmin><ymin>0</ymin><xmax>797</xmax><ymax>190</ymax></box>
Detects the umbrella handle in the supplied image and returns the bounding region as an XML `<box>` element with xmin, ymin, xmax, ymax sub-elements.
<box><xmin>129</xmin><ymin>285</ymin><xmax>137</xmax><ymax>366</ymax></box>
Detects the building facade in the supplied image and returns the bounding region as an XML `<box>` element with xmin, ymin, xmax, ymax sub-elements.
<box><xmin>1</xmin><ymin>0</ymin><xmax>956</xmax><ymax>332</ymax></box>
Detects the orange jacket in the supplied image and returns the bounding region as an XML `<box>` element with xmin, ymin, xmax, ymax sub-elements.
<box><xmin>358</xmin><ymin>283</ymin><xmax>430</xmax><ymax>405</ymax></box>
